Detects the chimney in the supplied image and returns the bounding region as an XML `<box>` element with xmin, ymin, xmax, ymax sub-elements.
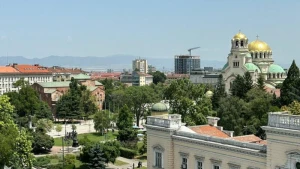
<box><xmin>207</xmin><ymin>116</ymin><xmax>220</xmax><ymax>127</ymax></box>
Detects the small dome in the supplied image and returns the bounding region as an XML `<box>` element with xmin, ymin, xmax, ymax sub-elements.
<box><xmin>233</xmin><ymin>32</ymin><xmax>247</xmax><ymax>40</ymax></box>
<box><xmin>268</xmin><ymin>64</ymin><xmax>285</xmax><ymax>73</ymax></box>
<box><xmin>205</xmin><ymin>91</ymin><xmax>213</xmax><ymax>98</ymax></box>
<box><xmin>248</xmin><ymin>40</ymin><xmax>271</xmax><ymax>52</ymax></box>
<box><xmin>244</xmin><ymin>63</ymin><xmax>261</xmax><ymax>73</ymax></box>
<box><xmin>245</xmin><ymin>53</ymin><xmax>252</xmax><ymax>58</ymax></box>
<box><xmin>152</xmin><ymin>102</ymin><xmax>168</xmax><ymax>112</ymax></box>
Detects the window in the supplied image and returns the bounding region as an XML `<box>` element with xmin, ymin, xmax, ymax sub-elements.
<box><xmin>264</xmin><ymin>53</ymin><xmax>266</xmax><ymax>58</ymax></box>
<box><xmin>260</xmin><ymin>53</ymin><xmax>262</xmax><ymax>58</ymax></box>
<box><xmin>182</xmin><ymin>157</ymin><xmax>187</xmax><ymax>169</ymax></box>
<box><xmin>213</xmin><ymin>165</ymin><xmax>220</xmax><ymax>169</ymax></box>
<box><xmin>233</xmin><ymin>62</ymin><xmax>239</xmax><ymax>68</ymax></box>
<box><xmin>197</xmin><ymin>161</ymin><xmax>203</xmax><ymax>169</ymax></box>
<box><xmin>255</xmin><ymin>53</ymin><xmax>258</xmax><ymax>58</ymax></box>
<box><xmin>235</xmin><ymin>41</ymin><xmax>239</xmax><ymax>47</ymax></box>
<box><xmin>155</xmin><ymin>152</ymin><xmax>162</xmax><ymax>168</ymax></box>
<box><xmin>240</xmin><ymin>40</ymin><xmax>244</xmax><ymax>47</ymax></box>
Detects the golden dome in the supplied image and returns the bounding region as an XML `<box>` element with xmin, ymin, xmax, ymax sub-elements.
<box><xmin>233</xmin><ymin>32</ymin><xmax>247</xmax><ymax>39</ymax></box>
<box><xmin>248</xmin><ymin>39</ymin><xmax>271</xmax><ymax>51</ymax></box>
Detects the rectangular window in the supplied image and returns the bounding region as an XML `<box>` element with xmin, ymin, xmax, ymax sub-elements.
<box><xmin>155</xmin><ymin>152</ymin><xmax>162</xmax><ymax>168</ymax></box>
<box><xmin>182</xmin><ymin>157</ymin><xmax>187</xmax><ymax>169</ymax></box>
<box><xmin>233</xmin><ymin>61</ymin><xmax>239</xmax><ymax>68</ymax></box>
<box><xmin>197</xmin><ymin>161</ymin><xmax>203</xmax><ymax>169</ymax></box>
<box><xmin>213</xmin><ymin>165</ymin><xmax>220</xmax><ymax>169</ymax></box>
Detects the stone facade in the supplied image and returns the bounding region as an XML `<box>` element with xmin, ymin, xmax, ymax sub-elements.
<box><xmin>146</xmin><ymin>112</ymin><xmax>300</xmax><ymax>169</ymax></box>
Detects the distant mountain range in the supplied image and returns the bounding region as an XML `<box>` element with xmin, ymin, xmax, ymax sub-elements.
<box><xmin>0</xmin><ymin>55</ymin><xmax>227</xmax><ymax>72</ymax></box>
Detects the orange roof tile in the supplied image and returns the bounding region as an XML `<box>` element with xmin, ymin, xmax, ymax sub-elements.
<box><xmin>0</xmin><ymin>66</ymin><xmax>20</xmax><ymax>73</ymax></box>
<box><xmin>230</xmin><ymin>134</ymin><xmax>261</xmax><ymax>142</ymax></box>
<box><xmin>13</xmin><ymin>64</ymin><xmax>51</xmax><ymax>74</ymax></box>
<box><xmin>47</xmin><ymin>66</ymin><xmax>85</xmax><ymax>74</ymax></box>
<box><xmin>189</xmin><ymin>125</ymin><xmax>229</xmax><ymax>138</ymax></box>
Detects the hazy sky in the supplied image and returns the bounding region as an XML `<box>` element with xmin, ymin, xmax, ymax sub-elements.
<box><xmin>0</xmin><ymin>0</ymin><xmax>299</xmax><ymax>66</ymax></box>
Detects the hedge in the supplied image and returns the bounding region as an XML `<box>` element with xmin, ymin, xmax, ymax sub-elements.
<box><xmin>120</xmin><ymin>147</ymin><xmax>137</xmax><ymax>159</ymax></box>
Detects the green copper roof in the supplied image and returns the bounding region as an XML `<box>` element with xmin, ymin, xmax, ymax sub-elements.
<box><xmin>71</xmin><ymin>73</ymin><xmax>91</xmax><ymax>80</ymax></box>
<box><xmin>222</xmin><ymin>62</ymin><xmax>229</xmax><ymax>70</ymax></box>
<box><xmin>95</xmin><ymin>81</ymin><xmax>103</xmax><ymax>86</ymax></box>
<box><xmin>268</xmin><ymin>64</ymin><xmax>285</xmax><ymax>73</ymax></box>
<box><xmin>87</xmin><ymin>86</ymin><xmax>98</xmax><ymax>91</ymax></box>
<box><xmin>244</xmin><ymin>63</ymin><xmax>261</xmax><ymax>73</ymax></box>
<box><xmin>37</xmin><ymin>82</ymin><xmax>70</xmax><ymax>88</ymax></box>
<box><xmin>152</xmin><ymin>102</ymin><xmax>168</xmax><ymax>112</ymax></box>
<box><xmin>245</xmin><ymin>53</ymin><xmax>252</xmax><ymax>58</ymax></box>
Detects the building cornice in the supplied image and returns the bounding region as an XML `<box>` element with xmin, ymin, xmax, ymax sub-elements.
<box><xmin>172</xmin><ymin>135</ymin><xmax>266</xmax><ymax>157</ymax></box>
<box><xmin>145</xmin><ymin>124</ymin><xmax>177</xmax><ymax>132</ymax></box>
<box><xmin>262</xmin><ymin>126</ymin><xmax>300</xmax><ymax>137</ymax></box>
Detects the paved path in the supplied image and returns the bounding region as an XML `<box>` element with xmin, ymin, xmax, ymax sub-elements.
<box><xmin>107</xmin><ymin>157</ymin><xmax>147</xmax><ymax>169</ymax></box>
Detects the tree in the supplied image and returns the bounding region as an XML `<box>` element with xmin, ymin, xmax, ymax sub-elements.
<box><xmin>281</xmin><ymin>60</ymin><xmax>300</xmax><ymax>105</ymax></box>
<box><xmin>87</xmin><ymin>143</ymin><xmax>106</xmax><ymax>169</ymax></box>
<box><xmin>36</xmin><ymin>119</ymin><xmax>54</xmax><ymax>133</ymax></box>
<box><xmin>35</xmin><ymin>102</ymin><xmax>53</xmax><ymax>120</ymax></box>
<box><xmin>55</xmin><ymin>125</ymin><xmax>62</xmax><ymax>136</ymax></box>
<box><xmin>0</xmin><ymin>95</ymin><xmax>33</xmax><ymax>169</ymax></box>
<box><xmin>164</xmin><ymin>79</ymin><xmax>213</xmax><ymax>125</ymax></box>
<box><xmin>116</xmin><ymin>105</ymin><xmax>138</xmax><ymax>148</ymax></box>
<box><xmin>211</xmin><ymin>74</ymin><xmax>227</xmax><ymax>110</ymax></box>
<box><xmin>94</xmin><ymin>110</ymin><xmax>111</xmax><ymax>135</ymax></box>
<box><xmin>244</xmin><ymin>71</ymin><xmax>253</xmax><ymax>92</ymax></box>
<box><xmin>217</xmin><ymin>96</ymin><xmax>249</xmax><ymax>136</ymax></box>
<box><xmin>281</xmin><ymin>101</ymin><xmax>300</xmax><ymax>115</ymax></box>
<box><xmin>101</xmin><ymin>141</ymin><xmax>120</xmax><ymax>164</ymax></box>
<box><xmin>80</xmin><ymin>90</ymin><xmax>98</xmax><ymax>119</ymax></box>
<box><xmin>149</xmin><ymin>71</ymin><xmax>167</xmax><ymax>84</ymax></box>
<box><xmin>139</xmin><ymin>133</ymin><xmax>147</xmax><ymax>155</ymax></box>
<box><xmin>230</xmin><ymin>72</ymin><xmax>253</xmax><ymax>99</ymax></box>
<box><xmin>256</xmin><ymin>74</ymin><xmax>265</xmax><ymax>90</ymax></box>
<box><xmin>32</xmin><ymin>130</ymin><xmax>54</xmax><ymax>154</ymax></box>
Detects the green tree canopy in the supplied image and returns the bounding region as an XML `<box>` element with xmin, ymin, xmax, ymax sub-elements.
<box><xmin>280</xmin><ymin>60</ymin><xmax>300</xmax><ymax>105</ymax></box>
<box><xmin>230</xmin><ymin>72</ymin><xmax>254</xmax><ymax>99</ymax></box>
<box><xmin>212</xmin><ymin>74</ymin><xmax>227</xmax><ymax>110</ymax></box>
<box><xmin>94</xmin><ymin>110</ymin><xmax>111</xmax><ymax>135</ymax></box>
<box><xmin>87</xmin><ymin>143</ymin><xmax>106</xmax><ymax>169</ymax></box>
<box><xmin>256</xmin><ymin>74</ymin><xmax>265</xmax><ymax>90</ymax></box>
<box><xmin>149</xmin><ymin>71</ymin><xmax>167</xmax><ymax>84</ymax></box>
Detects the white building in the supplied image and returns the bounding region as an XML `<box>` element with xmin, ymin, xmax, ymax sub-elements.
<box><xmin>222</xmin><ymin>32</ymin><xmax>286</xmax><ymax>93</ymax></box>
<box><xmin>146</xmin><ymin>112</ymin><xmax>300</xmax><ymax>169</ymax></box>
<box><xmin>133</xmin><ymin>58</ymin><xmax>148</xmax><ymax>73</ymax></box>
<box><xmin>0</xmin><ymin>64</ymin><xmax>53</xmax><ymax>95</ymax></box>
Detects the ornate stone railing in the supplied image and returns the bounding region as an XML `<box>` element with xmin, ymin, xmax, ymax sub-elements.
<box><xmin>175</xmin><ymin>131</ymin><xmax>267</xmax><ymax>152</ymax></box>
<box><xmin>147</xmin><ymin>114</ymin><xmax>182</xmax><ymax>129</ymax></box>
<box><xmin>268</xmin><ymin>112</ymin><xmax>300</xmax><ymax>130</ymax></box>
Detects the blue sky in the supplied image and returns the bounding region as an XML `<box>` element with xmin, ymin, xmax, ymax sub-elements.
<box><xmin>0</xmin><ymin>0</ymin><xmax>299</xmax><ymax>66</ymax></box>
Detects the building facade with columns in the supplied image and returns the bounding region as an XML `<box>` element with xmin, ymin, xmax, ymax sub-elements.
<box><xmin>146</xmin><ymin>112</ymin><xmax>300</xmax><ymax>169</ymax></box>
<box><xmin>222</xmin><ymin>32</ymin><xmax>286</xmax><ymax>93</ymax></box>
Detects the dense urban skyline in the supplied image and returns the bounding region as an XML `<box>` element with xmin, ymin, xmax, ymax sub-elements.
<box><xmin>0</xmin><ymin>0</ymin><xmax>299</xmax><ymax>66</ymax></box>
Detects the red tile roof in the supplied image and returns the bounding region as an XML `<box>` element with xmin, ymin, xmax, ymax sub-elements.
<box><xmin>189</xmin><ymin>125</ymin><xmax>229</xmax><ymax>138</ymax></box>
<box><xmin>0</xmin><ymin>66</ymin><xmax>20</xmax><ymax>73</ymax></box>
<box><xmin>229</xmin><ymin>134</ymin><xmax>267</xmax><ymax>145</ymax></box>
<box><xmin>13</xmin><ymin>64</ymin><xmax>51</xmax><ymax>74</ymax></box>
<box><xmin>47</xmin><ymin>66</ymin><xmax>85</xmax><ymax>74</ymax></box>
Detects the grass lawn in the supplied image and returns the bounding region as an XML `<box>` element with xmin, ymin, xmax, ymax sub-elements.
<box><xmin>113</xmin><ymin>160</ymin><xmax>129</xmax><ymax>166</ymax></box>
<box><xmin>54</xmin><ymin>131</ymin><xmax>118</xmax><ymax>146</ymax></box>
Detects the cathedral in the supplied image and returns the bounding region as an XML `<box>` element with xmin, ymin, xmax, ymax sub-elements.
<box><xmin>222</xmin><ymin>31</ymin><xmax>286</xmax><ymax>93</ymax></box>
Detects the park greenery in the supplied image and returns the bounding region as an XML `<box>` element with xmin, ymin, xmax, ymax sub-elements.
<box><xmin>3</xmin><ymin>63</ymin><xmax>300</xmax><ymax>168</ymax></box>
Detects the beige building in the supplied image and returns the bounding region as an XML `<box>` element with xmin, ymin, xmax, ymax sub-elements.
<box><xmin>133</xmin><ymin>58</ymin><xmax>148</xmax><ymax>73</ymax></box>
<box><xmin>146</xmin><ymin>112</ymin><xmax>300</xmax><ymax>169</ymax></box>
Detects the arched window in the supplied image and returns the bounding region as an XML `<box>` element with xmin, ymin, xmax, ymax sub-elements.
<box><xmin>255</xmin><ymin>53</ymin><xmax>258</xmax><ymax>58</ymax></box>
<box><xmin>260</xmin><ymin>53</ymin><xmax>262</xmax><ymax>58</ymax></box>
<box><xmin>268</xmin><ymin>73</ymin><xmax>271</xmax><ymax>78</ymax></box>
<box><xmin>281</xmin><ymin>73</ymin><xmax>283</xmax><ymax>78</ymax></box>
<box><xmin>277</xmin><ymin>73</ymin><xmax>280</xmax><ymax>78</ymax></box>
<box><xmin>236</xmin><ymin>41</ymin><xmax>239</xmax><ymax>47</ymax></box>
<box><xmin>251</xmin><ymin>53</ymin><xmax>253</xmax><ymax>58</ymax></box>
<box><xmin>273</xmin><ymin>74</ymin><xmax>275</xmax><ymax>78</ymax></box>
<box><xmin>264</xmin><ymin>53</ymin><xmax>266</xmax><ymax>58</ymax></box>
<box><xmin>241</xmin><ymin>40</ymin><xmax>244</xmax><ymax>47</ymax></box>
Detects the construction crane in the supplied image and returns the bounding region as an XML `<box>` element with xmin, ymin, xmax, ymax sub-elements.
<box><xmin>188</xmin><ymin>47</ymin><xmax>200</xmax><ymax>56</ymax></box>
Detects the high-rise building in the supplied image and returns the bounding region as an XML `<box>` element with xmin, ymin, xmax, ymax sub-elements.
<box><xmin>174</xmin><ymin>55</ymin><xmax>200</xmax><ymax>74</ymax></box>
<box><xmin>132</xmin><ymin>58</ymin><xmax>148</xmax><ymax>73</ymax></box>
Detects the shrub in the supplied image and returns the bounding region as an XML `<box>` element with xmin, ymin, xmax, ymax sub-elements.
<box><xmin>65</xmin><ymin>154</ymin><xmax>76</xmax><ymax>165</ymax></box>
<box><xmin>120</xmin><ymin>147</ymin><xmax>137</xmax><ymax>159</ymax></box>
<box><xmin>33</xmin><ymin>156</ymin><xmax>51</xmax><ymax>167</ymax></box>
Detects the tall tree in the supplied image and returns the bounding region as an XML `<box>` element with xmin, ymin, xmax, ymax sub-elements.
<box><xmin>256</xmin><ymin>74</ymin><xmax>265</xmax><ymax>90</ymax></box>
<box><xmin>211</xmin><ymin>74</ymin><xmax>227</xmax><ymax>110</ymax></box>
<box><xmin>281</xmin><ymin>60</ymin><xmax>300</xmax><ymax>105</ymax></box>
<box><xmin>80</xmin><ymin>90</ymin><xmax>98</xmax><ymax>119</ymax></box>
<box><xmin>244</xmin><ymin>71</ymin><xmax>253</xmax><ymax>92</ymax></box>
<box><xmin>101</xmin><ymin>141</ymin><xmax>120</xmax><ymax>164</ymax></box>
<box><xmin>230</xmin><ymin>72</ymin><xmax>253</xmax><ymax>99</ymax></box>
<box><xmin>94</xmin><ymin>110</ymin><xmax>111</xmax><ymax>135</ymax></box>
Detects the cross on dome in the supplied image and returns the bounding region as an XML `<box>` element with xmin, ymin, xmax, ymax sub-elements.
<box><xmin>256</xmin><ymin>35</ymin><xmax>259</xmax><ymax>39</ymax></box>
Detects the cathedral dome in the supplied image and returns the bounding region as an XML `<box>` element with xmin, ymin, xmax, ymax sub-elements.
<box><xmin>244</xmin><ymin>63</ymin><xmax>261</xmax><ymax>73</ymax></box>
<box><xmin>248</xmin><ymin>40</ymin><xmax>271</xmax><ymax>52</ymax></box>
<box><xmin>233</xmin><ymin>32</ymin><xmax>247</xmax><ymax>40</ymax></box>
<box><xmin>268</xmin><ymin>64</ymin><xmax>285</xmax><ymax>73</ymax></box>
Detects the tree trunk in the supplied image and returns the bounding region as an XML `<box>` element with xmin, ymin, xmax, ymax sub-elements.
<box><xmin>136</xmin><ymin>114</ymin><xmax>140</xmax><ymax>127</ymax></box>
